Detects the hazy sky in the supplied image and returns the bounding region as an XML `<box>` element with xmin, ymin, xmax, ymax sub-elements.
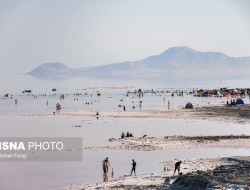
<box><xmin>0</xmin><ymin>0</ymin><xmax>250</xmax><ymax>73</ymax></box>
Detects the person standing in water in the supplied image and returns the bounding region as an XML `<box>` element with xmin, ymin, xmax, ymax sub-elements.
<box><xmin>103</xmin><ymin>157</ymin><xmax>110</xmax><ymax>173</ymax></box>
<box><xmin>102</xmin><ymin>157</ymin><xmax>110</xmax><ymax>182</ymax></box>
<box><xmin>111</xmin><ymin>168</ymin><xmax>114</xmax><ymax>178</ymax></box>
<box><xmin>139</xmin><ymin>101</ymin><xmax>142</xmax><ymax>109</ymax></box>
<box><xmin>130</xmin><ymin>159</ymin><xmax>136</xmax><ymax>176</ymax></box>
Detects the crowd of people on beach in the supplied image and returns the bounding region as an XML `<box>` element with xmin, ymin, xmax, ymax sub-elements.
<box><xmin>7</xmin><ymin>87</ymin><xmax>249</xmax><ymax>115</ymax></box>
<box><xmin>121</xmin><ymin>132</ymin><xmax>134</xmax><ymax>139</ymax></box>
<box><xmin>226</xmin><ymin>99</ymin><xmax>236</xmax><ymax>106</ymax></box>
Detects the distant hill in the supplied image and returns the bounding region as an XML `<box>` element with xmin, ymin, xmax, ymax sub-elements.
<box><xmin>27</xmin><ymin>46</ymin><xmax>250</xmax><ymax>78</ymax></box>
<box><xmin>28</xmin><ymin>63</ymin><xmax>72</xmax><ymax>77</ymax></box>
<box><xmin>28</xmin><ymin>62</ymin><xmax>92</xmax><ymax>78</ymax></box>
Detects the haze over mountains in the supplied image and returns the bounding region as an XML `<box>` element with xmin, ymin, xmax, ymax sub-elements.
<box><xmin>28</xmin><ymin>46</ymin><xmax>250</xmax><ymax>79</ymax></box>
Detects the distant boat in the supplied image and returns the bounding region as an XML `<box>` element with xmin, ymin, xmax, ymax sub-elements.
<box><xmin>22</xmin><ymin>90</ymin><xmax>32</xmax><ymax>93</ymax></box>
<box><xmin>4</xmin><ymin>93</ymin><xmax>11</xmax><ymax>97</ymax></box>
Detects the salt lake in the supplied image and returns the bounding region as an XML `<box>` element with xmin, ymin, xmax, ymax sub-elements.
<box><xmin>0</xmin><ymin>74</ymin><xmax>250</xmax><ymax>190</ymax></box>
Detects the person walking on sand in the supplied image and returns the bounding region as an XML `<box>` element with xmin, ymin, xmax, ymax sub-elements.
<box><xmin>174</xmin><ymin>161</ymin><xmax>182</xmax><ymax>175</ymax></box>
<box><xmin>130</xmin><ymin>159</ymin><xmax>136</xmax><ymax>176</ymax></box>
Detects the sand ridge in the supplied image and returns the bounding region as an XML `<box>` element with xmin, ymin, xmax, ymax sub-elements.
<box><xmin>84</xmin><ymin>135</ymin><xmax>250</xmax><ymax>151</ymax></box>
<box><xmin>43</xmin><ymin>104</ymin><xmax>250</xmax><ymax>124</ymax></box>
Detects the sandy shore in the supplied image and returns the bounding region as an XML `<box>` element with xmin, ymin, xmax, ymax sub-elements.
<box><xmin>84</xmin><ymin>135</ymin><xmax>250</xmax><ymax>151</ymax></box>
<box><xmin>66</xmin><ymin>156</ymin><xmax>250</xmax><ymax>190</ymax></box>
<box><xmin>50</xmin><ymin>104</ymin><xmax>250</xmax><ymax>124</ymax></box>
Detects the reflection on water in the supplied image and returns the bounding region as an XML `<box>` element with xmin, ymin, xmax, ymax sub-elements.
<box><xmin>0</xmin><ymin>114</ymin><xmax>250</xmax><ymax>189</ymax></box>
<box><xmin>0</xmin><ymin>74</ymin><xmax>250</xmax><ymax>190</ymax></box>
<box><xmin>0</xmin><ymin>74</ymin><xmax>250</xmax><ymax>94</ymax></box>
<box><xmin>0</xmin><ymin>149</ymin><xmax>250</xmax><ymax>190</ymax></box>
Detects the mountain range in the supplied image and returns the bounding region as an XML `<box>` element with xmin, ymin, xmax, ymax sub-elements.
<box><xmin>27</xmin><ymin>46</ymin><xmax>250</xmax><ymax>78</ymax></box>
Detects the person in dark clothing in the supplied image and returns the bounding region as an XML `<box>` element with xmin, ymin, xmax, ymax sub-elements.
<box><xmin>126</xmin><ymin>132</ymin><xmax>130</xmax><ymax>137</ymax></box>
<box><xmin>174</xmin><ymin>161</ymin><xmax>182</xmax><ymax>175</ymax></box>
<box><xmin>131</xmin><ymin>159</ymin><xmax>136</xmax><ymax>176</ymax></box>
<box><xmin>232</xmin><ymin>99</ymin><xmax>236</xmax><ymax>105</ymax></box>
<box><xmin>121</xmin><ymin>132</ymin><xmax>125</xmax><ymax>139</ymax></box>
<box><xmin>102</xmin><ymin>157</ymin><xmax>110</xmax><ymax>173</ymax></box>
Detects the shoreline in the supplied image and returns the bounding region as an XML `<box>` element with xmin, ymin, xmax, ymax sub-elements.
<box><xmin>85</xmin><ymin>135</ymin><xmax>250</xmax><ymax>151</ymax></box>
<box><xmin>66</xmin><ymin>156</ymin><xmax>250</xmax><ymax>190</ymax></box>
<box><xmin>26</xmin><ymin>104</ymin><xmax>250</xmax><ymax>125</ymax></box>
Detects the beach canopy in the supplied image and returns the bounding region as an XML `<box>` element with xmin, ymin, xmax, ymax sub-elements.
<box><xmin>185</xmin><ymin>102</ymin><xmax>193</xmax><ymax>109</ymax></box>
<box><xmin>236</xmin><ymin>98</ymin><xmax>244</xmax><ymax>105</ymax></box>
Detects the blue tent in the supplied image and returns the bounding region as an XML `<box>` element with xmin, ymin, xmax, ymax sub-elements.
<box><xmin>236</xmin><ymin>98</ymin><xmax>244</xmax><ymax>105</ymax></box>
<box><xmin>202</xmin><ymin>92</ymin><xmax>208</xmax><ymax>97</ymax></box>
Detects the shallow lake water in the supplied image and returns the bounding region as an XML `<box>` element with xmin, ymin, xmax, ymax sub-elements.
<box><xmin>0</xmin><ymin>114</ymin><xmax>250</xmax><ymax>189</ymax></box>
<box><xmin>0</xmin><ymin>148</ymin><xmax>250</xmax><ymax>190</ymax></box>
<box><xmin>0</xmin><ymin>75</ymin><xmax>250</xmax><ymax>189</ymax></box>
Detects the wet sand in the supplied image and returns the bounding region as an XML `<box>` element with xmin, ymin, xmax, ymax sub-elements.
<box><xmin>51</xmin><ymin>104</ymin><xmax>250</xmax><ymax>124</ymax></box>
<box><xmin>85</xmin><ymin>135</ymin><xmax>250</xmax><ymax>151</ymax></box>
<box><xmin>66</xmin><ymin>156</ymin><xmax>250</xmax><ymax>190</ymax></box>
